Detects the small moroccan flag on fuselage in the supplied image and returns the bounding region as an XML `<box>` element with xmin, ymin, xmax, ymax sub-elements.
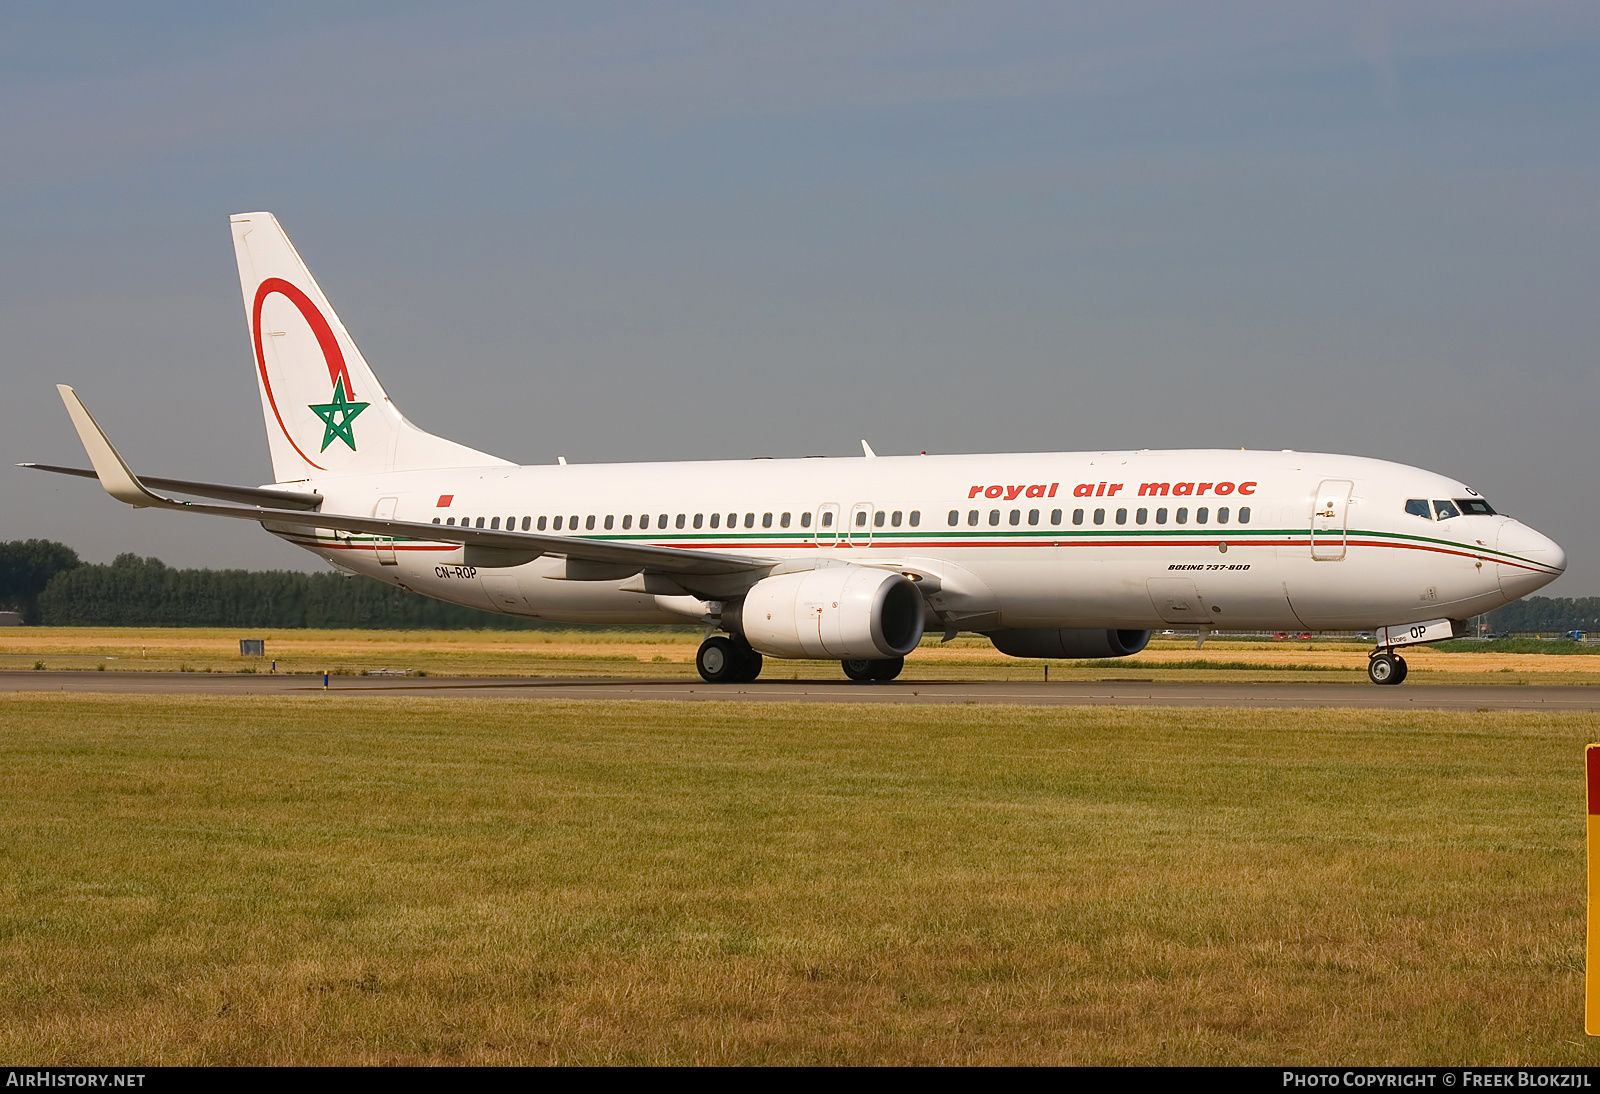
<box><xmin>1588</xmin><ymin>745</ymin><xmax>1600</xmax><ymax>1035</ymax></box>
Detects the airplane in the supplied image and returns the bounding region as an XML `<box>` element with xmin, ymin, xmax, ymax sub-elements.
<box><xmin>28</xmin><ymin>212</ymin><xmax>1567</xmax><ymax>686</ymax></box>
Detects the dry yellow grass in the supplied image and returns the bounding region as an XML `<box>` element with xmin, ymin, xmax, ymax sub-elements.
<box><xmin>3</xmin><ymin>627</ymin><xmax>1597</xmax><ymax>683</ymax></box>
<box><xmin>0</xmin><ymin>693</ymin><xmax>1595</xmax><ymax>1064</ymax></box>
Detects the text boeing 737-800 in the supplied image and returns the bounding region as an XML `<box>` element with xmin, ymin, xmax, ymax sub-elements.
<box><xmin>29</xmin><ymin>212</ymin><xmax>1566</xmax><ymax>685</ymax></box>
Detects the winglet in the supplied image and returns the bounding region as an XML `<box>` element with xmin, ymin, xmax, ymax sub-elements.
<box><xmin>55</xmin><ymin>385</ymin><xmax>167</xmax><ymax>508</ymax></box>
<box><xmin>861</xmin><ymin>440</ymin><xmax>876</xmax><ymax>458</ymax></box>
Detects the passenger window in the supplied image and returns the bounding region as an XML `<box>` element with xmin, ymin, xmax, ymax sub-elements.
<box><xmin>728</xmin><ymin>513</ymin><xmax>738</xmax><ymax>527</ymax></box>
<box><xmin>1405</xmin><ymin>499</ymin><xmax>1431</xmax><ymax>520</ymax></box>
<box><xmin>780</xmin><ymin>512</ymin><xmax>791</xmax><ymax>528</ymax></box>
<box><xmin>636</xmin><ymin>515</ymin><xmax>646</xmax><ymax>530</ymax></box>
<box><xmin>1050</xmin><ymin>509</ymin><xmax>1062</xmax><ymax>525</ymax></box>
<box><xmin>710</xmin><ymin>513</ymin><xmax>720</xmax><ymax>528</ymax></box>
<box><xmin>856</xmin><ymin>511</ymin><xmax>868</xmax><ymax>527</ymax></box>
<box><xmin>1028</xmin><ymin>509</ymin><xmax>1039</xmax><ymax>526</ymax></box>
<box><xmin>1156</xmin><ymin>508</ymin><xmax>1168</xmax><ymax>524</ymax></box>
<box><xmin>873</xmin><ymin>511</ymin><xmax>884</xmax><ymax>527</ymax></box>
<box><xmin>909</xmin><ymin>511</ymin><xmax>920</xmax><ymax>527</ymax></box>
<box><xmin>619</xmin><ymin>515</ymin><xmax>629</xmax><ymax>530</ymax></box>
<box><xmin>1072</xmin><ymin>509</ymin><xmax>1084</xmax><ymax>525</ymax></box>
<box><xmin>1136</xmin><ymin>508</ymin><xmax>1147</xmax><ymax>525</ymax></box>
<box><xmin>1217</xmin><ymin>507</ymin><xmax>1228</xmax><ymax>524</ymax></box>
<box><xmin>968</xmin><ymin>510</ymin><xmax>979</xmax><ymax>526</ymax></box>
<box><xmin>989</xmin><ymin>510</ymin><xmax>1000</xmax><ymax>526</ymax></box>
<box><xmin>659</xmin><ymin>514</ymin><xmax>669</xmax><ymax>528</ymax></box>
<box><xmin>1433</xmin><ymin>500</ymin><xmax>1460</xmax><ymax>520</ymax></box>
<box><xmin>476</xmin><ymin>517</ymin><xmax>485</xmax><ymax>528</ymax></box>
<box><xmin>553</xmin><ymin>516</ymin><xmax>563</xmax><ymax>530</ymax></box>
<box><xmin>693</xmin><ymin>514</ymin><xmax>702</xmax><ymax>529</ymax></box>
<box><xmin>1196</xmin><ymin>507</ymin><xmax>1208</xmax><ymax>525</ymax></box>
<box><xmin>801</xmin><ymin>512</ymin><xmax>812</xmax><ymax>528</ymax></box>
<box><xmin>522</xmin><ymin>517</ymin><xmax>532</xmax><ymax>531</ymax></box>
<box><xmin>1093</xmin><ymin>509</ymin><xmax>1105</xmax><ymax>525</ymax></box>
<box><xmin>538</xmin><ymin>516</ymin><xmax>548</xmax><ymax>531</ymax></box>
<box><xmin>822</xmin><ymin>512</ymin><xmax>834</xmax><ymax>528</ymax></box>
<box><xmin>1176</xmin><ymin>508</ymin><xmax>1188</xmax><ymax>524</ymax></box>
<box><xmin>763</xmin><ymin>512</ymin><xmax>773</xmax><ymax>528</ymax></box>
<box><xmin>744</xmin><ymin>513</ymin><xmax>754</xmax><ymax>528</ymax></box>
<box><xmin>890</xmin><ymin>511</ymin><xmax>901</xmax><ymax>527</ymax></box>
<box><xmin>1009</xmin><ymin>510</ymin><xmax>1020</xmax><ymax>526</ymax></box>
<box><xmin>490</xmin><ymin>517</ymin><xmax>501</xmax><ymax>530</ymax></box>
<box><xmin>586</xmin><ymin>515</ymin><xmax>596</xmax><ymax>531</ymax></box>
<box><xmin>432</xmin><ymin>517</ymin><xmax>441</xmax><ymax>525</ymax></box>
<box><xmin>948</xmin><ymin>510</ymin><xmax>959</xmax><ymax>527</ymax></box>
<box><xmin>1239</xmin><ymin>507</ymin><xmax>1251</xmax><ymax>524</ymax></box>
<box><xmin>446</xmin><ymin>517</ymin><xmax>456</xmax><ymax>526</ymax></box>
<box><xmin>571</xmin><ymin>515</ymin><xmax>579</xmax><ymax>530</ymax></box>
<box><xmin>1116</xmin><ymin>508</ymin><xmax>1127</xmax><ymax>525</ymax></box>
<box><xmin>675</xmin><ymin>514</ymin><xmax>686</xmax><ymax>529</ymax></box>
<box><xmin>604</xmin><ymin>515</ymin><xmax>614</xmax><ymax>530</ymax></box>
<box><xmin>507</xmin><ymin>516</ymin><xmax>516</xmax><ymax>529</ymax></box>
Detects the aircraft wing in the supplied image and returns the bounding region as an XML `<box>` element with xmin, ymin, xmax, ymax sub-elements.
<box><xmin>21</xmin><ymin>463</ymin><xmax>325</xmax><ymax>510</ymax></box>
<box><xmin>45</xmin><ymin>385</ymin><xmax>775</xmax><ymax>579</ymax></box>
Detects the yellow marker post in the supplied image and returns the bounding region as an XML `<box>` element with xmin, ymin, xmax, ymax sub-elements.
<box><xmin>1588</xmin><ymin>745</ymin><xmax>1600</xmax><ymax>1035</ymax></box>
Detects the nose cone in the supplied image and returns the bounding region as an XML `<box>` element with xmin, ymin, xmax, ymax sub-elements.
<box><xmin>1496</xmin><ymin>520</ymin><xmax>1566</xmax><ymax>600</ymax></box>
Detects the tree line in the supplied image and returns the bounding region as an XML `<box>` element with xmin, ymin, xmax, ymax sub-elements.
<box><xmin>2</xmin><ymin>538</ymin><xmax>1596</xmax><ymax>632</ymax></box>
<box><xmin>1486</xmin><ymin>596</ymin><xmax>1600</xmax><ymax>635</ymax></box>
<box><xmin>5</xmin><ymin>542</ymin><xmax>546</xmax><ymax>629</ymax></box>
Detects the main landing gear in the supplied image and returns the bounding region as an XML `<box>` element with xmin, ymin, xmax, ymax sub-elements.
<box><xmin>696</xmin><ymin>634</ymin><xmax>763</xmax><ymax>684</ymax></box>
<box><xmin>1368</xmin><ymin>649</ymin><xmax>1409</xmax><ymax>686</ymax></box>
<box><xmin>693</xmin><ymin>637</ymin><xmax>907</xmax><ymax>685</ymax></box>
<box><xmin>841</xmin><ymin>656</ymin><xmax>904</xmax><ymax>683</ymax></box>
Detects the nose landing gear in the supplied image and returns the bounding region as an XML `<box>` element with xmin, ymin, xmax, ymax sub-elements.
<box><xmin>1368</xmin><ymin>649</ymin><xmax>1409</xmax><ymax>686</ymax></box>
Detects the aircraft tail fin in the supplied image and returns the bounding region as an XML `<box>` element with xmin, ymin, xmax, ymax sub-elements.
<box><xmin>229</xmin><ymin>212</ymin><xmax>509</xmax><ymax>482</ymax></box>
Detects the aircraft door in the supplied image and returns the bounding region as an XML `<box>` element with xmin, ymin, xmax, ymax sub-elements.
<box><xmin>1147</xmin><ymin>578</ymin><xmax>1209</xmax><ymax>626</ymax></box>
<box><xmin>1310</xmin><ymin>480</ymin><xmax>1352</xmax><ymax>561</ymax></box>
<box><xmin>847</xmin><ymin>503</ymin><xmax>874</xmax><ymax>547</ymax></box>
<box><xmin>373</xmin><ymin>496</ymin><xmax>399</xmax><ymax>565</ymax></box>
<box><xmin>482</xmin><ymin>573</ymin><xmax>526</xmax><ymax>613</ymax></box>
<box><xmin>816</xmin><ymin>503</ymin><xmax>841</xmax><ymax>548</ymax></box>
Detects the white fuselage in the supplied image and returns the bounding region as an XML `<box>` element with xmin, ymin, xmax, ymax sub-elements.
<box><xmin>273</xmin><ymin>448</ymin><xmax>1565</xmax><ymax>634</ymax></box>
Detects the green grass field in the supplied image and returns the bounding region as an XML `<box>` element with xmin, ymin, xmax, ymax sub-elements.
<box><xmin>0</xmin><ymin>693</ymin><xmax>1594</xmax><ymax>1064</ymax></box>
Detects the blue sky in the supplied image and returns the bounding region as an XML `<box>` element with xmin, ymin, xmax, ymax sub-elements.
<box><xmin>3</xmin><ymin>2</ymin><xmax>1598</xmax><ymax>593</ymax></box>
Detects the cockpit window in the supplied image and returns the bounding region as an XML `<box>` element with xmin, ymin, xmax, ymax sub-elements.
<box><xmin>1408</xmin><ymin>497</ymin><xmax>1495</xmax><ymax>520</ymax></box>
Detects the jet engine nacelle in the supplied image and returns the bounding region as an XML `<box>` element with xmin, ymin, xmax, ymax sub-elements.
<box><xmin>738</xmin><ymin>567</ymin><xmax>926</xmax><ymax>659</ymax></box>
<box><xmin>988</xmin><ymin>628</ymin><xmax>1152</xmax><ymax>659</ymax></box>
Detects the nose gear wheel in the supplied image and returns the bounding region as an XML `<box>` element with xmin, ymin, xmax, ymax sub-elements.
<box><xmin>1368</xmin><ymin>650</ymin><xmax>1408</xmax><ymax>686</ymax></box>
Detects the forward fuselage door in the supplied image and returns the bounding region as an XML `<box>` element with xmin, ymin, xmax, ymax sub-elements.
<box><xmin>1310</xmin><ymin>480</ymin><xmax>1352</xmax><ymax>561</ymax></box>
<box><xmin>847</xmin><ymin>503</ymin><xmax>874</xmax><ymax>548</ymax></box>
<box><xmin>373</xmin><ymin>496</ymin><xmax>399</xmax><ymax>565</ymax></box>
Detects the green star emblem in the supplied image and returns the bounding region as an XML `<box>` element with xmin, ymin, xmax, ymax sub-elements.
<box><xmin>308</xmin><ymin>377</ymin><xmax>370</xmax><ymax>453</ymax></box>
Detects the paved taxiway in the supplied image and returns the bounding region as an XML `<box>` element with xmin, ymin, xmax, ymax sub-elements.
<box><xmin>3</xmin><ymin>671</ymin><xmax>1598</xmax><ymax>710</ymax></box>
